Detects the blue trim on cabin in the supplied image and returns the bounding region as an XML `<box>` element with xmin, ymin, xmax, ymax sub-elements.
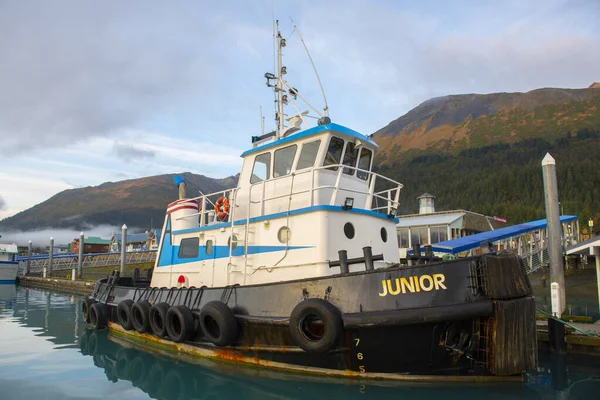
<box><xmin>240</xmin><ymin>123</ymin><xmax>379</xmax><ymax>157</ymax></box>
<box><xmin>157</xmin><ymin>243</ymin><xmax>312</xmax><ymax>267</ymax></box>
<box><xmin>171</xmin><ymin>205</ymin><xmax>399</xmax><ymax>236</ymax></box>
<box><xmin>0</xmin><ymin>280</ymin><xmax>16</xmax><ymax>284</ymax></box>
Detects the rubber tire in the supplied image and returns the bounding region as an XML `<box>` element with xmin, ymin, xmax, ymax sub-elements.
<box><xmin>200</xmin><ymin>301</ymin><xmax>238</xmax><ymax>347</ymax></box>
<box><xmin>289</xmin><ymin>298</ymin><xmax>342</xmax><ymax>353</ymax></box>
<box><xmin>132</xmin><ymin>301</ymin><xmax>151</xmax><ymax>333</ymax></box>
<box><xmin>117</xmin><ymin>299</ymin><xmax>135</xmax><ymax>331</ymax></box>
<box><xmin>82</xmin><ymin>297</ymin><xmax>96</xmax><ymax>323</ymax></box>
<box><xmin>166</xmin><ymin>305</ymin><xmax>196</xmax><ymax>343</ymax></box>
<box><xmin>89</xmin><ymin>302</ymin><xmax>109</xmax><ymax>330</ymax></box>
<box><xmin>149</xmin><ymin>302</ymin><xmax>170</xmax><ymax>338</ymax></box>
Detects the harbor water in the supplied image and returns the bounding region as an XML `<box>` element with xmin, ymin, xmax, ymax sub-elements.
<box><xmin>1</xmin><ymin>285</ymin><xmax>600</xmax><ymax>400</ymax></box>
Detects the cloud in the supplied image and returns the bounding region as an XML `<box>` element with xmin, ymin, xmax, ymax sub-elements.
<box><xmin>0</xmin><ymin>195</ymin><xmax>6</xmax><ymax>211</ymax></box>
<box><xmin>297</xmin><ymin>0</ymin><xmax>600</xmax><ymax>131</ymax></box>
<box><xmin>113</xmin><ymin>143</ymin><xmax>156</xmax><ymax>163</ymax></box>
<box><xmin>0</xmin><ymin>2</ymin><xmax>267</xmax><ymax>153</ymax></box>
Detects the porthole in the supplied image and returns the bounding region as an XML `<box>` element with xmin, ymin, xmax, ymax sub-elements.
<box><xmin>381</xmin><ymin>227</ymin><xmax>388</xmax><ymax>243</ymax></box>
<box><xmin>344</xmin><ymin>222</ymin><xmax>355</xmax><ymax>239</ymax></box>
<box><xmin>228</xmin><ymin>234</ymin><xmax>238</xmax><ymax>250</ymax></box>
<box><xmin>278</xmin><ymin>226</ymin><xmax>292</xmax><ymax>243</ymax></box>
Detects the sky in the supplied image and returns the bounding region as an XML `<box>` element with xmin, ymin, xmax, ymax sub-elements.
<box><xmin>1</xmin><ymin>0</ymin><xmax>599</xmax><ymax>226</ymax></box>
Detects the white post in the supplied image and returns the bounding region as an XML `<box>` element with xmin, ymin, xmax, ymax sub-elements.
<box><xmin>78</xmin><ymin>232</ymin><xmax>84</xmax><ymax>279</ymax></box>
<box><xmin>542</xmin><ymin>153</ymin><xmax>566</xmax><ymax>313</ymax></box>
<box><xmin>26</xmin><ymin>240</ymin><xmax>32</xmax><ymax>275</ymax></box>
<box><xmin>120</xmin><ymin>224</ymin><xmax>127</xmax><ymax>275</ymax></box>
<box><xmin>551</xmin><ymin>282</ymin><xmax>561</xmax><ymax>318</ymax></box>
<box><xmin>71</xmin><ymin>268</ymin><xmax>76</xmax><ymax>281</ymax></box>
<box><xmin>43</xmin><ymin>267</ymin><xmax>47</xmax><ymax>278</ymax></box>
<box><xmin>48</xmin><ymin>237</ymin><xmax>54</xmax><ymax>274</ymax></box>
<box><xmin>594</xmin><ymin>247</ymin><xmax>600</xmax><ymax>313</ymax></box>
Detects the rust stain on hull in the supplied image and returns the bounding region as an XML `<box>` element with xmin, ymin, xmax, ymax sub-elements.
<box><xmin>107</xmin><ymin>323</ymin><xmax>523</xmax><ymax>383</ymax></box>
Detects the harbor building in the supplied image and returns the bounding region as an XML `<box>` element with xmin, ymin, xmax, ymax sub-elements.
<box><xmin>110</xmin><ymin>232</ymin><xmax>148</xmax><ymax>252</ymax></box>
<box><xmin>396</xmin><ymin>193</ymin><xmax>506</xmax><ymax>256</ymax></box>
<box><xmin>70</xmin><ymin>236</ymin><xmax>111</xmax><ymax>254</ymax></box>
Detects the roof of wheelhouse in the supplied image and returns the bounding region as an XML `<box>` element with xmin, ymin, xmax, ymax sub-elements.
<box><xmin>240</xmin><ymin>123</ymin><xmax>379</xmax><ymax>157</ymax></box>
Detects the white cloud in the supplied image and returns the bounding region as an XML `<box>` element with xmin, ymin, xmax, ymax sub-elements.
<box><xmin>1</xmin><ymin>0</ymin><xmax>598</xmax><ymax>222</ymax></box>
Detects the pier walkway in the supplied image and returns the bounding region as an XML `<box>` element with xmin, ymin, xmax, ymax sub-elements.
<box><xmin>16</xmin><ymin>250</ymin><xmax>157</xmax><ymax>275</ymax></box>
<box><xmin>412</xmin><ymin>215</ymin><xmax>579</xmax><ymax>274</ymax></box>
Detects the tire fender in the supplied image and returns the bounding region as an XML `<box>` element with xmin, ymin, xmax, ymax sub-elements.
<box><xmin>289</xmin><ymin>298</ymin><xmax>342</xmax><ymax>353</ymax></box>
<box><xmin>89</xmin><ymin>302</ymin><xmax>109</xmax><ymax>330</ymax></box>
<box><xmin>149</xmin><ymin>302</ymin><xmax>170</xmax><ymax>338</ymax></box>
<box><xmin>132</xmin><ymin>301</ymin><xmax>152</xmax><ymax>333</ymax></box>
<box><xmin>199</xmin><ymin>301</ymin><xmax>238</xmax><ymax>346</ymax></box>
<box><xmin>117</xmin><ymin>299</ymin><xmax>135</xmax><ymax>331</ymax></box>
<box><xmin>82</xmin><ymin>297</ymin><xmax>96</xmax><ymax>323</ymax></box>
<box><xmin>166</xmin><ymin>305</ymin><xmax>196</xmax><ymax>343</ymax></box>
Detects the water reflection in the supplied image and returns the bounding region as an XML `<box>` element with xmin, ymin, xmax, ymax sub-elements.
<box><xmin>2</xmin><ymin>285</ymin><xmax>600</xmax><ymax>400</ymax></box>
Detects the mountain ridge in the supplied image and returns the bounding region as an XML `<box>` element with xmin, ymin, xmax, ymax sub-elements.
<box><xmin>374</xmin><ymin>86</ymin><xmax>600</xmax><ymax>164</ymax></box>
<box><xmin>0</xmin><ymin>172</ymin><xmax>238</xmax><ymax>231</ymax></box>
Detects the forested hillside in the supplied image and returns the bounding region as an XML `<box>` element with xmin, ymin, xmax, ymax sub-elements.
<box><xmin>377</xmin><ymin>128</ymin><xmax>600</xmax><ymax>228</ymax></box>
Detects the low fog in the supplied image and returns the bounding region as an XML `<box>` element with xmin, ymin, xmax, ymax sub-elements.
<box><xmin>0</xmin><ymin>224</ymin><xmax>146</xmax><ymax>247</ymax></box>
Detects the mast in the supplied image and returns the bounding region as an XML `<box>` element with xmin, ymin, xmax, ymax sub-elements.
<box><xmin>275</xmin><ymin>21</ymin><xmax>285</xmax><ymax>138</ymax></box>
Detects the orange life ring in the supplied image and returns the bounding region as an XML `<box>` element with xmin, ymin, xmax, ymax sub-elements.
<box><xmin>215</xmin><ymin>196</ymin><xmax>230</xmax><ymax>219</ymax></box>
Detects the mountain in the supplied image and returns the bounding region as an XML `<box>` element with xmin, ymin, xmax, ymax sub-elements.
<box><xmin>375</xmin><ymin>128</ymin><xmax>600</xmax><ymax>226</ymax></box>
<box><xmin>374</xmin><ymin>86</ymin><xmax>600</xmax><ymax>164</ymax></box>
<box><xmin>0</xmin><ymin>173</ymin><xmax>238</xmax><ymax>231</ymax></box>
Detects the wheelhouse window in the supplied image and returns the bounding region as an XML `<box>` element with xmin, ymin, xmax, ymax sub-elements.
<box><xmin>296</xmin><ymin>140</ymin><xmax>321</xmax><ymax>170</ymax></box>
<box><xmin>178</xmin><ymin>237</ymin><xmax>199</xmax><ymax>258</ymax></box>
<box><xmin>251</xmin><ymin>152</ymin><xmax>271</xmax><ymax>184</ymax></box>
<box><xmin>342</xmin><ymin>142</ymin><xmax>359</xmax><ymax>175</ymax></box>
<box><xmin>273</xmin><ymin>145</ymin><xmax>297</xmax><ymax>177</ymax></box>
<box><xmin>356</xmin><ymin>148</ymin><xmax>372</xmax><ymax>180</ymax></box>
<box><xmin>323</xmin><ymin>136</ymin><xmax>345</xmax><ymax>171</ymax></box>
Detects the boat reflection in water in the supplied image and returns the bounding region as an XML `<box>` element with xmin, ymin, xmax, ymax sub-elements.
<box><xmin>4</xmin><ymin>286</ymin><xmax>600</xmax><ymax>400</ymax></box>
<box><xmin>76</xmin><ymin>327</ymin><xmax>598</xmax><ymax>400</ymax></box>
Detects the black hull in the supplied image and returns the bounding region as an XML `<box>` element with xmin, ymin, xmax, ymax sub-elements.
<box><xmin>87</xmin><ymin>253</ymin><xmax>538</xmax><ymax>379</ymax></box>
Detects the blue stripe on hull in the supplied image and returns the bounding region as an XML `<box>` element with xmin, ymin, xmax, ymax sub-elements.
<box><xmin>0</xmin><ymin>280</ymin><xmax>16</xmax><ymax>284</ymax></box>
<box><xmin>157</xmin><ymin>244</ymin><xmax>312</xmax><ymax>267</ymax></box>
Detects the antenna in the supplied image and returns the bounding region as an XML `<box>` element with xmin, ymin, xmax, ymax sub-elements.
<box><xmin>260</xmin><ymin>106</ymin><xmax>265</xmax><ymax>135</ymax></box>
<box><xmin>291</xmin><ymin>18</ymin><xmax>329</xmax><ymax>117</ymax></box>
<box><xmin>275</xmin><ymin>21</ymin><xmax>285</xmax><ymax>137</ymax></box>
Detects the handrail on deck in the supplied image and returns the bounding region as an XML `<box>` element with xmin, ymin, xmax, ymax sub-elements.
<box><xmin>175</xmin><ymin>163</ymin><xmax>403</xmax><ymax>225</ymax></box>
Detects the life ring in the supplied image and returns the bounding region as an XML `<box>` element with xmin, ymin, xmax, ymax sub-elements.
<box><xmin>149</xmin><ymin>302</ymin><xmax>170</xmax><ymax>338</ymax></box>
<box><xmin>117</xmin><ymin>299</ymin><xmax>135</xmax><ymax>331</ymax></box>
<box><xmin>82</xmin><ymin>297</ymin><xmax>96</xmax><ymax>323</ymax></box>
<box><xmin>166</xmin><ymin>305</ymin><xmax>196</xmax><ymax>343</ymax></box>
<box><xmin>289</xmin><ymin>298</ymin><xmax>343</xmax><ymax>353</ymax></box>
<box><xmin>89</xmin><ymin>302</ymin><xmax>109</xmax><ymax>330</ymax></box>
<box><xmin>200</xmin><ymin>301</ymin><xmax>239</xmax><ymax>346</ymax></box>
<box><xmin>214</xmin><ymin>196</ymin><xmax>230</xmax><ymax>219</ymax></box>
<box><xmin>132</xmin><ymin>301</ymin><xmax>152</xmax><ymax>333</ymax></box>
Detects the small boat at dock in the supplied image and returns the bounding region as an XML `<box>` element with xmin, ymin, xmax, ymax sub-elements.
<box><xmin>83</xmin><ymin>21</ymin><xmax>537</xmax><ymax>380</ymax></box>
<box><xmin>0</xmin><ymin>243</ymin><xmax>19</xmax><ymax>284</ymax></box>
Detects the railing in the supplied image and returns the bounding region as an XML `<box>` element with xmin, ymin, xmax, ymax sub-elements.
<box><xmin>178</xmin><ymin>164</ymin><xmax>402</xmax><ymax>225</ymax></box>
<box><xmin>17</xmin><ymin>250</ymin><xmax>157</xmax><ymax>275</ymax></box>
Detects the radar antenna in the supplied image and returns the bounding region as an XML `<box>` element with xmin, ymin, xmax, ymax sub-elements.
<box><xmin>262</xmin><ymin>19</ymin><xmax>331</xmax><ymax>142</ymax></box>
<box><xmin>290</xmin><ymin>19</ymin><xmax>329</xmax><ymax>118</ymax></box>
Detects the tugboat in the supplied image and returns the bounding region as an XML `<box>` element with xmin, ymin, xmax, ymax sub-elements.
<box><xmin>83</xmin><ymin>22</ymin><xmax>537</xmax><ymax>380</ymax></box>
